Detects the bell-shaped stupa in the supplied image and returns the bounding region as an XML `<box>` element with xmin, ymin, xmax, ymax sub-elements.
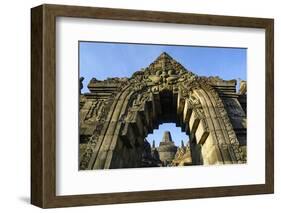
<box><xmin>157</xmin><ymin>131</ymin><xmax>178</xmax><ymax>165</ymax></box>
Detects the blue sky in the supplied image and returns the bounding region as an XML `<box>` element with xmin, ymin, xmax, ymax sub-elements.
<box><xmin>146</xmin><ymin>123</ymin><xmax>189</xmax><ymax>147</ymax></box>
<box><xmin>79</xmin><ymin>41</ymin><xmax>246</xmax><ymax>147</ymax></box>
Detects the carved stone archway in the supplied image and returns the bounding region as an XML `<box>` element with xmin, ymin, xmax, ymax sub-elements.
<box><xmin>79</xmin><ymin>52</ymin><xmax>247</xmax><ymax>170</ymax></box>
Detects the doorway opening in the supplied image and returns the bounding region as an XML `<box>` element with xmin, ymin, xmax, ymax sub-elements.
<box><xmin>142</xmin><ymin>123</ymin><xmax>195</xmax><ymax>167</ymax></box>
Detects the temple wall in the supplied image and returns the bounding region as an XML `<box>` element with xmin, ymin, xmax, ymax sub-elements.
<box><xmin>78</xmin><ymin>53</ymin><xmax>247</xmax><ymax>170</ymax></box>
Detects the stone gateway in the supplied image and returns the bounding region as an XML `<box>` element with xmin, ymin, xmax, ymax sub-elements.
<box><xmin>79</xmin><ymin>52</ymin><xmax>247</xmax><ymax>170</ymax></box>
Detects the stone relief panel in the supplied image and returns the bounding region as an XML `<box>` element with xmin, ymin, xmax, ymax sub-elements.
<box><xmin>79</xmin><ymin>95</ymin><xmax>115</xmax><ymax>169</ymax></box>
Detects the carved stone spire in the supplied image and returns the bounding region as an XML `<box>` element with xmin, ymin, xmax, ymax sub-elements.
<box><xmin>181</xmin><ymin>140</ymin><xmax>185</xmax><ymax>148</ymax></box>
<box><xmin>158</xmin><ymin>131</ymin><xmax>177</xmax><ymax>165</ymax></box>
<box><xmin>79</xmin><ymin>77</ymin><xmax>84</xmax><ymax>94</ymax></box>
<box><xmin>146</xmin><ymin>52</ymin><xmax>194</xmax><ymax>76</ymax></box>
<box><xmin>161</xmin><ymin>131</ymin><xmax>174</xmax><ymax>144</ymax></box>
<box><xmin>239</xmin><ymin>80</ymin><xmax>247</xmax><ymax>95</ymax></box>
<box><xmin>159</xmin><ymin>51</ymin><xmax>173</xmax><ymax>59</ymax></box>
<box><xmin>152</xmin><ymin>140</ymin><xmax>155</xmax><ymax>148</ymax></box>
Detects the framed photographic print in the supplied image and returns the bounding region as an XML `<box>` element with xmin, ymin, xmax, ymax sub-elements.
<box><xmin>31</xmin><ymin>4</ymin><xmax>274</xmax><ymax>208</ymax></box>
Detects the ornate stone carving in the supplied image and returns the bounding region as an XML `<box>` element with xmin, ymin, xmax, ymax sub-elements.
<box><xmin>79</xmin><ymin>77</ymin><xmax>84</xmax><ymax>94</ymax></box>
<box><xmin>239</xmin><ymin>80</ymin><xmax>247</xmax><ymax>95</ymax></box>
<box><xmin>171</xmin><ymin>143</ymin><xmax>192</xmax><ymax>166</ymax></box>
<box><xmin>224</xmin><ymin>99</ymin><xmax>245</xmax><ymax>117</ymax></box>
<box><xmin>201</xmin><ymin>83</ymin><xmax>246</xmax><ymax>162</ymax></box>
<box><xmin>79</xmin><ymin>52</ymin><xmax>247</xmax><ymax>169</ymax></box>
<box><xmin>79</xmin><ymin>95</ymin><xmax>114</xmax><ymax>169</ymax></box>
<box><xmin>79</xmin><ymin>134</ymin><xmax>99</xmax><ymax>170</ymax></box>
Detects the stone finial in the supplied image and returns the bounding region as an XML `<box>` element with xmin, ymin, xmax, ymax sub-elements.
<box><xmin>152</xmin><ymin>140</ymin><xmax>155</xmax><ymax>148</ymax></box>
<box><xmin>181</xmin><ymin>140</ymin><xmax>185</xmax><ymax>148</ymax></box>
<box><xmin>79</xmin><ymin>77</ymin><xmax>84</xmax><ymax>94</ymax></box>
<box><xmin>239</xmin><ymin>80</ymin><xmax>247</xmax><ymax>95</ymax></box>
<box><xmin>157</xmin><ymin>52</ymin><xmax>172</xmax><ymax>60</ymax></box>
<box><xmin>186</xmin><ymin>142</ymin><xmax>190</xmax><ymax>151</ymax></box>
<box><xmin>162</xmin><ymin>131</ymin><xmax>173</xmax><ymax>143</ymax></box>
